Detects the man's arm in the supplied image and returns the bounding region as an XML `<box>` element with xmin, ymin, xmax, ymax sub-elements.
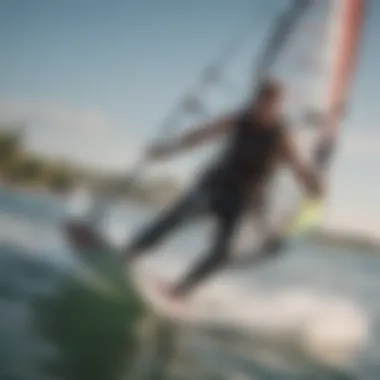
<box><xmin>280</xmin><ymin>131</ymin><xmax>324</xmax><ymax>197</ymax></box>
<box><xmin>147</xmin><ymin>113</ymin><xmax>236</xmax><ymax>160</ymax></box>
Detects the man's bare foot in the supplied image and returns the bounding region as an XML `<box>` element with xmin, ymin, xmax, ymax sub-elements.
<box><xmin>156</xmin><ymin>281</ymin><xmax>188</xmax><ymax>311</ymax></box>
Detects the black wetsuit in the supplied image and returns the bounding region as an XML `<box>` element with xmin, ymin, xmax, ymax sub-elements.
<box><xmin>125</xmin><ymin>110</ymin><xmax>286</xmax><ymax>296</ymax></box>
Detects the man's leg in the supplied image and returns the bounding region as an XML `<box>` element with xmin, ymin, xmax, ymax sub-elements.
<box><xmin>229</xmin><ymin>197</ymin><xmax>288</xmax><ymax>269</ymax></box>
<box><xmin>123</xmin><ymin>189</ymin><xmax>205</xmax><ymax>262</ymax></box>
<box><xmin>169</xmin><ymin>211</ymin><xmax>240</xmax><ymax>298</ymax></box>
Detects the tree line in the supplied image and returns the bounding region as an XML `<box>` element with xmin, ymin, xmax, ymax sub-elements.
<box><xmin>0</xmin><ymin>127</ymin><xmax>180</xmax><ymax>203</ymax></box>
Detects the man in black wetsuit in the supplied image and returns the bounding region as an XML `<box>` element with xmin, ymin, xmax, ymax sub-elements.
<box><xmin>122</xmin><ymin>78</ymin><xmax>324</xmax><ymax>301</ymax></box>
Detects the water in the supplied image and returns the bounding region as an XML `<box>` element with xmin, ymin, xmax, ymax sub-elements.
<box><xmin>0</xmin><ymin>187</ymin><xmax>379</xmax><ymax>379</ymax></box>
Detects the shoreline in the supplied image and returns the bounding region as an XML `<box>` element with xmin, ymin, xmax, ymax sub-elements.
<box><xmin>310</xmin><ymin>228</ymin><xmax>380</xmax><ymax>254</ymax></box>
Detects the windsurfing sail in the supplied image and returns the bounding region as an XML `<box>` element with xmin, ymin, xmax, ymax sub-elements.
<box><xmin>263</xmin><ymin>0</ymin><xmax>365</xmax><ymax>234</ymax></box>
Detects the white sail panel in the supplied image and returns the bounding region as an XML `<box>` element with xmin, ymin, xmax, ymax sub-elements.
<box><xmin>267</xmin><ymin>0</ymin><xmax>365</xmax><ymax>227</ymax></box>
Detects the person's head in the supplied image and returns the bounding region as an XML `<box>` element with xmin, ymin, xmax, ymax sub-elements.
<box><xmin>250</xmin><ymin>78</ymin><xmax>285</xmax><ymax>121</ymax></box>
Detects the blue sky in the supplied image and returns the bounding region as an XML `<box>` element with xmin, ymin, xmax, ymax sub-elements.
<box><xmin>0</xmin><ymin>0</ymin><xmax>379</xmax><ymax>234</ymax></box>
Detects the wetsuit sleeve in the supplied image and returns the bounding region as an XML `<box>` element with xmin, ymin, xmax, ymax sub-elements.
<box><xmin>280</xmin><ymin>128</ymin><xmax>323</xmax><ymax>197</ymax></box>
<box><xmin>277</xmin><ymin>117</ymin><xmax>290</xmax><ymax>138</ymax></box>
<box><xmin>314</xmin><ymin>139</ymin><xmax>335</xmax><ymax>170</ymax></box>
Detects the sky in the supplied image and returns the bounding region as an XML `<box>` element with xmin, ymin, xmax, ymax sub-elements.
<box><xmin>0</xmin><ymin>0</ymin><xmax>379</xmax><ymax>235</ymax></box>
